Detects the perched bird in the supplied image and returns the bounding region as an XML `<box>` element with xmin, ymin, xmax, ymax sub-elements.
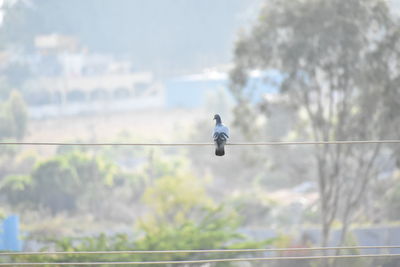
<box><xmin>213</xmin><ymin>114</ymin><xmax>229</xmax><ymax>156</ymax></box>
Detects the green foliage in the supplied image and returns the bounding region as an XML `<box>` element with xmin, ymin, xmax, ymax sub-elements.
<box><xmin>0</xmin><ymin>208</ymin><xmax>5</xmax><ymax>220</ymax></box>
<box><xmin>137</xmin><ymin>206</ymin><xmax>253</xmax><ymax>249</ymax></box>
<box><xmin>0</xmin><ymin>152</ymin><xmax>118</xmax><ymax>214</ymax></box>
<box><xmin>329</xmin><ymin>233</ymin><xmax>372</xmax><ymax>267</ymax></box>
<box><xmin>7</xmin><ymin>158</ymin><xmax>273</xmax><ymax>266</ymax></box>
<box><xmin>229</xmin><ymin>190</ymin><xmax>275</xmax><ymax>228</ymax></box>
<box><xmin>8</xmin><ymin>234</ymin><xmax>136</xmax><ymax>266</ymax></box>
<box><xmin>141</xmin><ymin>172</ymin><xmax>214</xmax><ymax>225</ymax></box>
<box><xmin>31</xmin><ymin>157</ymin><xmax>80</xmax><ymax>213</ymax></box>
<box><xmin>9</xmin><ymin>207</ymin><xmax>271</xmax><ymax>265</ymax></box>
<box><xmin>132</xmin><ymin>169</ymin><xmax>272</xmax><ymax>265</ymax></box>
<box><xmin>0</xmin><ymin>90</ymin><xmax>28</xmax><ymax>141</ymax></box>
<box><xmin>0</xmin><ymin>174</ymin><xmax>33</xmax><ymax>206</ymax></box>
<box><xmin>7</xmin><ymin>91</ymin><xmax>28</xmax><ymax>140</ymax></box>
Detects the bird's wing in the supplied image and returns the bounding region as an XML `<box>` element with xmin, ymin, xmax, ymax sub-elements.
<box><xmin>212</xmin><ymin>126</ymin><xmax>218</xmax><ymax>139</ymax></box>
<box><xmin>213</xmin><ymin>125</ymin><xmax>229</xmax><ymax>140</ymax></box>
<box><xmin>220</xmin><ymin>125</ymin><xmax>229</xmax><ymax>138</ymax></box>
<box><xmin>213</xmin><ymin>125</ymin><xmax>221</xmax><ymax>136</ymax></box>
<box><xmin>222</xmin><ymin>125</ymin><xmax>229</xmax><ymax>138</ymax></box>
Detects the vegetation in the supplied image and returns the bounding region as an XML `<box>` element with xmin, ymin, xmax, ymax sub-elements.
<box><xmin>231</xmin><ymin>0</ymin><xmax>400</xmax><ymax>247</ymax></box>
<box><xmin>5</xmin><ymin>154</ymin><xmax>271</xmax><ymax>266</ymax></box>
<box><xmin>1</xmin><ymin>2</ymin><xmax>400</xmax><ymax>267</ymax></box>
<box><xmin>0</xmin><ymin>90</ymin><xmax>27</xmax><ymax>141</ymax></box>
<box><xmin>1</xmin><ymin>152</ymin><xmax>116</xmax><ymax>214</ymax></box>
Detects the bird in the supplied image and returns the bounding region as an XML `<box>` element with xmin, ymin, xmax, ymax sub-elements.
<box><xmin>213</xmin><ymin>114</ymin><xmax>229</xmax><ymax>156</ymax></box>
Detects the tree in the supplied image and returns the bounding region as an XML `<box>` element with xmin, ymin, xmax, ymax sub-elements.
<box><xmin>0</xmin><ymin>90</ymin><xmax>28</xmax><ymax>141</ymax></box>
<box><xmin>135</xmin><ymin>154</ymin><xmax>274</xmax><ymax>256</ymax></box>
<box><xmin>8</xmin><ymin>168</ymin><xmax>271</xmax><ymax>266</ymax></box>
<box><xmin>134</xmin><ymin>170</ymin><xmax>270</xmax><ymax>264</ymax></box>
<box><xmin>141</xmin><ymin>172</ymin><xmax>214</xmax><ymax>225</ymax></box>
<box><xmin>28</xmin><ymin>157</ymin><xmax>79</xmax><ymax>213</ymax></box>
<box><xmin>1</xmin><ymin>152</ymin><xmax>117</xmax><ymax>214</ymax></box>
<box><xmin>0</xmin><ymin>90</ymin><xmax>28</xmax><ymax>181</ymax></box>
<box><xmin>7</xmin><ymin>90</ymin><xmax>28</xmax><ymax>140</ymax></box>
<box><xmin>230</xmin><ymin>0</ymin><xmax>400</xmax><ymax>247</ymax></box>
<box><xmin>0</xmin><ymin>78</ymin><xmax>12</xmax><ymax>101</ymax></box>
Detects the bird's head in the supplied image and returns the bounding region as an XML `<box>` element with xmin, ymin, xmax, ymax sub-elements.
<box><xmin>213</xmin><ymin>114</ymin><xmax>222</xmax><ymax>124</ymax></box>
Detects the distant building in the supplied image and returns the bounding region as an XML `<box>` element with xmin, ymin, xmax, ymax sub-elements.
<box><xmin>165</xmin><ymin>70</ymin><xmax>282</xmax><ymax>109</ymax></box>
<box><xmin>25</xmin><ymin>72</ymin><xmax>164</xmax><ymax>118</ymax></box>
<box><xmin>18</xmin><ymin>34</ymin><xmax>165</xmax><ymax>118</ymax></box>
<box><xmin>35</xmin><ymin>34</ymin><xmax>79</xmax><ymax>52</ymax></box>
<box><xmin>19</xmin><ymin>34</ymin><xmax>284</xmax><ymax>117</ymax></box>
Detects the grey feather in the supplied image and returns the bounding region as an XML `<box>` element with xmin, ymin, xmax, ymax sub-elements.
<box><xmin>212</xmin><ymin>114</ymin><xmax>229</xmax><ymax>156</ymax></box>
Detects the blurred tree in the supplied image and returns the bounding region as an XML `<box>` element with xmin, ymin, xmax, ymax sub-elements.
<box><xmin>0</xmin><ymin>152</ymin><xmax>117</xmax><ymax>214</ymax></box>
<box><xmin>0</xmin><ymin>90</ymin><xmax>29</xmax><ymax>206</ymax></box>
<box><xmin>384</xmin><ymin>178</ymin><xmax>400</xmax><ymax>221</ymax></box>
<box><xmin>141</xmin><ymin>172</ymin><xmax>214</xmax><ymax>225</ymax></box>
<box><xmin>29</xmin><ymin>157</ymin><xmax>79</xmax><ymax>213</ymax></box>
<box><xmin>0</xmin><ymin>78</ymin><xmax>13</xmax><ymax>101</ymax></box>
<box><xmin>0</xmin><ymin>0</ymin><xmax>39</xmax><ymax>50</ymax></box>
<box><xmin>0</xmin><ymin>90</ymin><xmax>28</xmax><ymax>141</ymax></box>
<box><xmin>0</xmin><ymin>174</ymin><xmax>33</xmax><ymax>207</ymax></box>
<box><xmin>3</xmin><ymin>62</ymin><xmax>32</xmax><ymax>89</ymax></box>
<box><xmin>10</xmin><ymin>170</ymin><xmax>271</xmax><ymax>266</ymax></box>
<box><xmin>11</xmin><ymin>217</ymin><xmax>269</xmax><ymax>266</ymax></box>
<box><xmin>135</xmin><ymin>171</ymin><xmax>273</xmax><ymax>264</ymax></box>
<box><xmin>230</xmin><ymin>0</ymin><xmax>400</xmax><ymax>248</ymax></box>
<box><xmin>7</xmin><ymin>90</ymin><xmax>28</xmax><ymax>140</ymax></box>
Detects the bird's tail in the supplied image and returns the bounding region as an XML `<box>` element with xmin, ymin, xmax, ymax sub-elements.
<box><xmin>214</xmin><ymin>133</ymin><xmax>226</xmax><ymax>156</ymax></box>
<box><xmin>215</xmin><ymin>146</ymin><xmax>225</xmax><ymax>156</ymax></box>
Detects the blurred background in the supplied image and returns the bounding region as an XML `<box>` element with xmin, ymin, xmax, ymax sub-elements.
<box><xmin>1</xmin><ymin>0</ymin><xmax>400</xmax><ymax>266</ymax></box>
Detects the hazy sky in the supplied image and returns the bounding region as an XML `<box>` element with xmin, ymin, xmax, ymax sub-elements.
<box><xmin>0</xmin><ymin>0</ymin><xmax>263</xmax><ymax>77</ymax></box>
<box><xmin>0</xmin><ymin>0</ymin><xmax>4</xmax><ymax>24</ymax></box>
<box><xmin>1</xmin><ymin>0</ymin><xmax>399</xmax><ymax>77</ymax></box>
